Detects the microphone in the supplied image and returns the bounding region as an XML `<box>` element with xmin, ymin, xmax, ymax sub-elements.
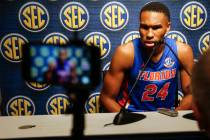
<box><xmin>113</xmin><ymin>40</ymin><xmax>162</xmax><ymax>125</ymax></box>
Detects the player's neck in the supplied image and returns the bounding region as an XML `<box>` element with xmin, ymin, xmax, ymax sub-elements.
<box><xmin>143</xmin><ymin>44</ymin><xmax>165</xmax><ymax>63</ymax></box>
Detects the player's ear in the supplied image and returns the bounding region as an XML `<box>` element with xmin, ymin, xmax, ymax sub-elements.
<box><xmin>166</xmin><ymin>21</ymin><xmax>171</xmax><ymax>34</ymax></box>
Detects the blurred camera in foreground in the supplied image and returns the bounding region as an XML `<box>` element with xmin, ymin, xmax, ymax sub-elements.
<box><xmin>22</xmin><ymin>41</ymin><xmax>101</xmax><ymax>90</ymax></box>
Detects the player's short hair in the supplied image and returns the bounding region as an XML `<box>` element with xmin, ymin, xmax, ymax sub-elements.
<box><xmin>140</xmin><ymin>2</ymin><xmax>170</xmax><ymax>21</ymax></box>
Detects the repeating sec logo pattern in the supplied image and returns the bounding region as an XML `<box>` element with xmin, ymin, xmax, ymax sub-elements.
<box><xmin>6</xmin><ymin>95</ymin><xmax>35</xmax><ymax>116</ymax></box>
<box><xmin>60</xmin><ymin>2</ymin><xmax>89</xmax><ymax>31</ymax></box>
<box><xmin>100</xmin><ymin>1</ymin><xmax>129</xmax><ymax>31</ymax></box>
<box><xmin>1</xmin><ymin>0</ymin><xmax>209</xmax><ymax>115</ymax></box>
<box><xmin>43</xmin><ymin>32</ymin><xmax>69</xmax><ymax>45</ymax></box>
<box><xmin>165</xmin><ymin>31</ymin><xmax>188</xmax><ymax>44</ymax></box>
<box><xmin>85</xmin><ymin>92</ymin><xmax>102</xmax><ymax>113</ymax></box>
<box><xmin>0</xmin><ymin>33</ymin><xmax>28</xmax><ymax>63</ymax></box>
<box><xmin>25</xmin><ymin>81</ymin><xmax>50</xmax><ymax>91</ymax></box>
<box><xmin>180</xmin><ymin>1</ymin><xmax>207</xmax><ymax>30</ymax></box>
<box><xmin>84</xmin><ymin>32</ymin><xmax>111</xmax><ymax>59</ymax></box>
<box><xmin>121</xmin><ymin>31</ymin><xmax>140</xmax><ymax>45</ymax></box>
<box><xmin>19</xmin><ymin>2</ymin><xmax>49</xmax><ymax>32</ymax></box>
<box><xmin>46</xmin><ymin>94</ymin><xmax>71</xmax><ymax>115</ymax></box>
<box><xmin>198</xmin><ymin>31</ymin><xmax>210</xmax><ymax>54</ymax></box>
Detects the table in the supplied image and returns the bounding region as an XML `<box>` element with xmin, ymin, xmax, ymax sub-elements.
<box><xmin>0</xmin><ymin>110</ymin><xmax>208</xmax><ymax>139</ymax></box>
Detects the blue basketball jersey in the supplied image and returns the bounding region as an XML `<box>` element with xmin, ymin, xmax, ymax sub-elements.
<box><xmin>117</xmin><ymin>38</ymin><xmax>179</xmax><ymax>112</ymax></box>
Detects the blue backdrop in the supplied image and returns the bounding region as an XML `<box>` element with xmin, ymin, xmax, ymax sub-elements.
<box><xmin>0</xmin><ymin>0</ymin><xmax>209</xmax><ymax>115</ymax></box>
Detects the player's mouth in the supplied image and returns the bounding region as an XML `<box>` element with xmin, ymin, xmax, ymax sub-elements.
<box><xmin>144</xmin><ymin>41</ymin><xmax>155</xmax><ymax>47</ymax></box>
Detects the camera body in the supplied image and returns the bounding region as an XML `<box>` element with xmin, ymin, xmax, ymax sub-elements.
<box><xmin>22</xmin><ymin>41</ymin><xmax>101</xmax><ymax>90</ymax></box>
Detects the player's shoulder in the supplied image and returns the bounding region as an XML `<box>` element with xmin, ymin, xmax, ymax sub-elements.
<box><xmin>175</xmin><ymin>40</ymin><xmax>193</xmax><ymax>61</ymax></box>
<box><xmin>112</xmin><ymin>41</ymin><xmax>135</xmax><ymax>69</ymax></box>
<box><xmin>115</xmin><ymin>40</ymin><xmax>134</xmax><ymax>56</ymax></box>
<box><xmin>176</xmin><ymin>40</ymin><xmax>192</xmax><ymax>53</ymax></box>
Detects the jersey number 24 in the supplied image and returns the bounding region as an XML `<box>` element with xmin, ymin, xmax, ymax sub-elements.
<box><xmin>141</xmin><ymin>82</ymin><xmax>170</xmax><ymax>101</ymax></box>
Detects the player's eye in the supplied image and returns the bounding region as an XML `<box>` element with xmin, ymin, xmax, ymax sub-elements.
<box><xmin>140</xmin><ymin>24</ymin><xmax>149</xmax><ymax>30</ymax></box>
<box><xmin>152</xmin><ymin>25</ymin><xmax>162</xmax><ymax>30</ymax></box>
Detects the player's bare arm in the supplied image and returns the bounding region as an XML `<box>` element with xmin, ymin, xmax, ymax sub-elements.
<box><xmin>176</xmin><ymin>41</ymin><xmax>194</xmax><ymax>110</ymax></box>
<box><xmin>100</xmin><ymin>42</ymin><xmax>134</xmax><ymax>112</ymax></box>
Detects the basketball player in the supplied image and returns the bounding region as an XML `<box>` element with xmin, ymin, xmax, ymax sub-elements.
<box><xmin>100</xmin><ymin>2</ymin><xmax>193</xmax><ymax>112</ymax></box>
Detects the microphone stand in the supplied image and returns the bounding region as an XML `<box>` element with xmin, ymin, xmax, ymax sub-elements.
<box><xmin>69</xmin><ymin>89</ymin><xmax>88</xmax><ymax>140</ymax></box>
<box><xmin>65</xmin><ymin>31</ymin><xmax>89</xmax><ymax>139</ymax></box>
<box><xmin>113</xmin><ymin>42</ymin><xmax>160</xmax><ymax>125</ymax></box>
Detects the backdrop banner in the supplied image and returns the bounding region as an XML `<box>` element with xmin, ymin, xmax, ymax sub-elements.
<box><xmin>0</xmin><ymin>0</ymin><xmax>209</xmax><ymax>115</ymax></box>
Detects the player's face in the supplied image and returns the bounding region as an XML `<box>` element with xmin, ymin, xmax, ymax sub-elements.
<box><xmin>139</xmin><ymin>11</ymin><xmax>170</xmax><ymax>48</ymax></box>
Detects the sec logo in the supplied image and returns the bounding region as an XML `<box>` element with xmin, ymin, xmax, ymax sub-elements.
<box><xmin>121</xmin><ymin>31</ymin><xmax>140</xmax><ymax>45</ymax></box>
<box><xmin>84</xmin><ymin>32</ymin><xmax>111</xmax><ymax>59</ymax></box>
<box><xmin>165</xmin><ymin>31</ymin><xmax>188</xmax><ymax>44</ymax></box>
<box><xmin>43</xmin><ymin>32</ymin><xmax>69</xmax><ymax>45</ymax></box>
<box><xmin>19</xmin><ymin>2</ymin><xmax>49</xmax><ymax>32</ymax></box>
<box><xmin>6</xmin><ymin>96</ymin><xmax>35</xmax><ymax>116</ymax></box>
<box><xmin>180</xmin><ymin>1</ymin><xmax>207</xmax><ymax>30</ymax></box>
<box><xmin>0</xmin><ymin>33</ymin><xmax>28</xmax><ymax>62</ymax></box>
<box><xmin>198</xmin><ymin>31</ymin><xmax>210</xmax><ymax>54</ymax></box>
<box><xmin>46</xmin><ymin>94</ymin><xmax>71</xmax><ymax>115</ymax></box>
<box><xmin>60</xmin><ymin>2</ymin><xmax>89</xmax><ymax>31</ymax></box>
<box><xmin>100</xmin><ymin>1</ymin><xmax>129</xmax><ymax>31</ymax></box>
<box><xmin>164</xmin><ymin>57</ymin><xmax>175</xmax><ymax>68</ymax></box>
<box><xmin>26</xmin><ymin>81</ymin><xmax>50</xmax><ymax>91</ymax></box>
<box><xmin>85</xmin><ymin>92</ymin><xmax>102</xmax><ymax>113</ymax></box>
